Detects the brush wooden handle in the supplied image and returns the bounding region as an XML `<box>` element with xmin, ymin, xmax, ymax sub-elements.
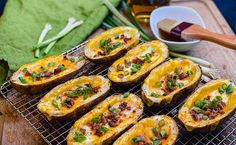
<box><xmin>182</xmin><ymin>25</ymin><xmax>236</xmax><ymax>50</ymax></box>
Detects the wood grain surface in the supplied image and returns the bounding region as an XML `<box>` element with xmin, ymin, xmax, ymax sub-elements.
<box><xmin>0</xmin><ymin>0</ymin><xmax>235</xmax><ymax>144</ymax></box>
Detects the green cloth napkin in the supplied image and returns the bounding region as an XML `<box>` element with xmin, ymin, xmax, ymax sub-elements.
<box><xmin>0</xmin><ymin>0</ymin><xmax>120</xmax><ymax>85</ymax></box>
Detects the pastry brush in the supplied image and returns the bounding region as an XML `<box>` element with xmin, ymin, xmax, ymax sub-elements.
<box><xmin>158</xmin><ymin>18</ymin><xmax>236</xmax><ymax>49</ymax></box>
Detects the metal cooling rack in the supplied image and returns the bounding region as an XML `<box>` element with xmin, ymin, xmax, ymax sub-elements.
<box><xmin>1</xmin><ymin>41</ymin><xmax>236</xmax><ymax>145</ymax></box>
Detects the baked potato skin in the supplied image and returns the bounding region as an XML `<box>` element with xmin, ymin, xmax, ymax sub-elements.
<box><xmin>10</xmin><ymin>55</ymin><xmax>85</xmax><ymax>94</ymax></box>
<box><xmin>66</xmin><ymin>93</ymin><xmax>144</xmax><ymax>145</ymax></box>
<box><xmin>37</xmin><ymin>75</ymin><xmax>111</xmax><ymax>121</ymax></box>
<box><xmin>113</xmin><ymin>115</ymin><xmax>179</xmax><ymax>145</ymax></box>
<box><xmin>141</xmin><ymin>59</ymin><xmax>202</xmax><ymax>107</ymax></box>
<box><xmin>84</xmin><ymin>27</ymin><xmax>140</xmax><ymax>63</ymax></box>
<box><xmin>85</xmin><ymin>39</ymin><xmax>140</xmax><ymax>64</ymax></box>
<box><xmin>108</xmin><ymin>41</ymin><xmax>169</xmax><ymax>86</ymax></box>
<box><xmin>178</xmin><ymin>80</ymin><xmax>236</xmax><ymax>132</ymax></box>
<box><xmin>11</xmin><ymin>68</ymin><xmax>82</xmax><ymax>94</ymax></box>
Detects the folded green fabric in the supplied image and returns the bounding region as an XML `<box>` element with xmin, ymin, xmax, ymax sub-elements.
<box><xmin>0</xmin><ymin>0</ymin><xmax>120</xmax><ymax>85</ymax></box>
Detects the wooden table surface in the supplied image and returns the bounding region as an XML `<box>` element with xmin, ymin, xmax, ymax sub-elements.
<box><xmin>0</xmin><ymin>0</ymin><xmax>235</xmax><ymax>144</ymax></box>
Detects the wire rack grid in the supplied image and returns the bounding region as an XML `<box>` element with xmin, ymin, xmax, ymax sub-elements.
<box><xmin>1</xmin><ymin>41</ymin><xmax>236</xmax><ymax>145</ymax></box>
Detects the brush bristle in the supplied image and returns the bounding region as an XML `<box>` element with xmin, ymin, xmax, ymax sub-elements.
<box><xmin>158</xmin><ymin>18</ymin><xmax>182</xmax><ymax>33</ymax></box>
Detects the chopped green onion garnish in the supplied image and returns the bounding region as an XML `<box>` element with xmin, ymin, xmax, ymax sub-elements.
<box><xmin>132</xmin><ymin>137</ymin><xmax>141</xmax><ymax>143</ymax></box>
<box><xmin>73</xmin><ymin>132</ymin><xmax>87</xmax><ymax>142</ymax></box>
<box><xmin>124</xmin><ymin>71</ymin><xmax>129</xmax><ymax>76</ymax></box>
<box><xmin>114</xmin><ymin>34</ymin><xmax>120</xmax><ymax>39</ymax></box>
<box><xmin>151</xmin><ymin>93</ymin><xmax>160</xmax><ymax>98</ymax></box>
<box><xmin>19</xmin><ymin>77</ymin><xmax>27</xmax><ymax>84</ymax></box>
<box><xmin>52</xmin><ymin>99</ymin><xmax>59</xmax><ymax>110</ymax></box>
<box><xmin>123</xmin><ymin>92</ymin><xmax>130</xmax><ymax>98</ymax></box>
<box><xmin>177</xmin><ymin>82</ymin><xmax>184</xmax><ymax>88</ymax></box>
<box><xmin>216</xmin><ymin>96</ymin><xmax>222</xmax><ymax>101</ymax></box>
<box><xmin>92</xmin><ymin>116</ymin><xmax>101</xmax><ymax>123</ymax></box>
<box><xmin>69</xmin><ymin>58</ymin><xmax>76</xmax><ymax>62</ymax></box>
<box><xmin>155</xmin><ymin>82</ymin><xmax>162</xmax><ymax>88</ymax></box>
<box><xmin>108</xmin><ymin>107</ymin><xmax>121</xmax><ymax>114</ymax></box>
<box><xmin>160</xmin><ymin>130</ymin><xmax>166</xmax><ymax>137</ymax></box>
<box><xmin>78</xmin><ymin>55</ymin><xmax>85</xmax><ymax>61</ymax></box>
<box><xmin>48</xmin><ymin>62</ymin><xmax>55</xmax><ymax>67</ymax></box>
<box><xmin>100</xmin><ymin>126</ymin><xmax>109</xmax><ymax>132</ymax></box>
<box><xmin>226</xmin><ymin>83</ymin><xmax>233</xmax><ymax>94</ymax></box>
<box><xmin>202</xmin><ymin>115</ymin><xmax>209</xmax><ymax>120</ymax></box>
<box><xmin>58</xmin><ymin>64</ymin><xmax>66</xmax><ymax>71</ymax></box>
<box><xmin>187</xmin><ymin>70</ymin><xmax>193</xmax><ymax>76</ymax></box>
<box><xmin>23</xmin><ymin>68</ymin><xmax>28</xmax><ymax>73</ymax></box>
<box><xmin>152</xmin><ymin>127</ymin><xmax>158</xmax><ymax>133</ymax></box>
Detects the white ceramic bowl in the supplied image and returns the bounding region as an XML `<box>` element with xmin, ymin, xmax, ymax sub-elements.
<box><xmin>150</xmin><ymin>6</ymin><xmax>206</xmax><ymax>52</ymax></box>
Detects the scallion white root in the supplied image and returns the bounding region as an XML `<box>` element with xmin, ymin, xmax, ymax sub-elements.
<box><xmin>35</xmin><ymin>20</ymin><xmax>83</xmax><ymax>50</ymax></box>
<box><xmin>201</xmin><ymin>65</ymin><xmax>221</xmax><ymax>80</ymax></box>
<box><xmin>170</xmin><ymin>52</ymin><xmax>213</xmax><ymax>68</ymax></box>
<box><xmin>44</xmin><ymin>17</ymin><xmax>77</xmax><ymax>54</ymax></box>
<box><xmin>35</xmin><ymin>23</ymin><xmax>52</xmax><ymax>58</ymax></box>
<box><xmin>202</xmin><ymin>75</ymin><xmax>212</xmax><ymax>83</ymax></box>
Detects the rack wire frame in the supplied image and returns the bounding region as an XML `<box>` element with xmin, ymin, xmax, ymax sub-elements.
<box><xmin>1</xmin><ymin>41</ymin><xmax>236</xmax><ymax>145</ymax></box>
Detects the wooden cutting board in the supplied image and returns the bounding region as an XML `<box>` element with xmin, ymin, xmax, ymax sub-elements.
<box><xmin>0</xmin><ymin>0</ymin><xmax>235</xmax><ymax>144</ymax></box>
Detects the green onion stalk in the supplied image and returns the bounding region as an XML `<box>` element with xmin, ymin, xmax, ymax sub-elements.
<box><xmin>43</xmin><ymin>17</ymin><xmax>77</xmax><ymax>54</ymax></box>
<box><xmin>34</xmin><ymin>20</ymin><xmax>83</xmax><ymax>50</ymax></box>
<box><xmin>35</xmin><ymin>23</ymin><xmax>52</xmax><ymax>58</ymax></box>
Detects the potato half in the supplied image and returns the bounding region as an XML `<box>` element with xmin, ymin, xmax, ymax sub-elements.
<box><xmin>142</xmin><ymin>58</ymin><xmax>202</xmax><ymax>107</ymax></box>
<box><xmin>66</xmin><ymin>93</ymin><xmax>143</xmax><ymax>145</ymax></box>
<box><xmin>108</xmin><ymin>40</ymin><xmax>169</xmax><ymax>86</ymax></box>
<box><xmin>84</xmin><ymin>26</ymin><xmax>140</xmax><ymax>63</ymax></box>
<box><xmin>113</xmin><ymin>115</ymin><xmax>179</xmax><ymax>145</ymax></box>
<box><xmin>37</xmin><ymin>75</ymin><xmax>111</xmax><ymax>121</ymax></box>
<box><xmin>178</xmin><ymin>79</ymin><xmax>236</xmax><ymax>132</ymax></box>
<box><xmin>10</xmin><ymin>54</ymin><xmax>85</xmax><ymax>94</ymax></box>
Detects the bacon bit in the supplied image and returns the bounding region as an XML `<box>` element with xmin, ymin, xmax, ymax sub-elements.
<box><xmin>107</xmin><ymin>38</ymin><xmax>112</xmax><ymax>43</ymax></box>
<box><xmin>124</xmin><ymin>37</ymin><xmax>131</xmax><ymax>43</ymax></box>
<box><xmin>80</xmin><ymin>128</ymin><xmax>86</xmax><ymax>135</ymax></box>
<box><xmin>124</xmin><ymin>59</ymin><xmax>131</xmax><ymax>67</ymax></box>
<box><xmin>117</xmin><ymin>64</ymin><xmax>124</xmax><ymax>71</ymax></box>
<box><xmin>92</xmin><ymin>86</ymin><xmax>100</xmax><ymax>94</ymax></box>
<box><xmin>162</xmin><ymin>88</ymin><xmax>171</xmax><ymax>96</ymax></box>
<box><xmin>118</xmin><ymin>74</ymin><xmax>124</xmax><ymax>78</ymax></box>
<box><xmin>190</xmin><ymin>110</ymin><xmax>201</xmax><ymax>121</ymax></box>
<box><xmin>64</xmin><ymin>98</ymin><xmax>75</xmax><ymax>108</ymax></box>
<box><xmin>25</xmin><ymin>71</ymin><xmax>32</xmax><ymax>76</ymax></box>
<box><xmin>132</xmin><ymin>58</ymin><xmax>144</xmax><ymax>65</ymax></box>
<box><xmin>44</xmin><ymin>72</ymin><xmax>53</xmax><ymax>77</ymax></box>
<box><xmin>136</xmin><ymin>135</ymin><xmax>148</xmax><ymax>145</ymax></box>
<box><xmin>218</xmin><ymin>101</ymin><xmax>226</xmax><ymax>110</ymax></box>
<box><xmin>106</xmin><ymin>112</ymin><xmax>120</xmax><ymax>127</ymax></box>
<box><xmin>118</xmin><ymin>102</ymin><xmax>128</xmax><ymax>111</ymax></box>
<box><xmin>98</xmin><ymin>51</ymin><xmax>106</xmax><ymax>56</ymax></box>
<box><xmin>54</xmin><ymin>68</ymin><xmax>62</xmax><ymax>75</ymax></box>
<box><xmin>63</xmin><ymin>55</ymin><xmax>68</xmax><ymax>60</ymax></box>
<box><xmin>101</xmin><ymin>115</ymin><xmax>107</xmax><ymax>124</ymax></box>
<box><xmin>179</xmin><ymin>72</ymin><xmax>189</xmax><ymax>80</ymax></box>
<box><xmin>205</xmin><ymin>96</ymin><xmax>211</xmax><ymax>100</ymax></box>
<box><xmin>119</xmin><ymin>34</ymin><xmax>125</xmax><ymax>39</ymax></box>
